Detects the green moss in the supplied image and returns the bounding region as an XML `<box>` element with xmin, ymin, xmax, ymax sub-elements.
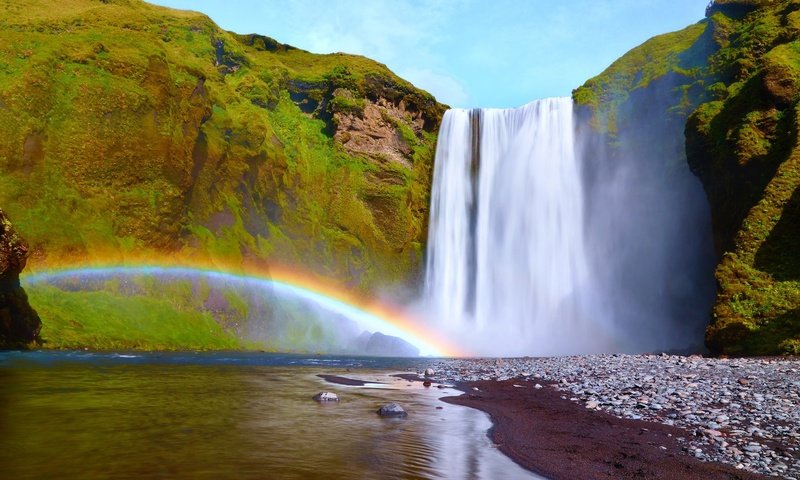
<box><xmin>27</xmin><ymin>284</ymin><xmax>243</xmax><ymax>351</ymax></box>
<box><xmin>573</xmin><ymin>22</ymin><xmax>709</xmax><ymax>134</ymax></box>
<box><xmin>329</xmin><ymin>93</ymin><xmax>366</xmax><ymax>117</ymax></box>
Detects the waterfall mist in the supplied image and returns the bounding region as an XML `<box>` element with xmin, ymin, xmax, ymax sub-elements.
<box><xmin>423</xmin><ymin>97</ymin><xmax>715</xmax><ymax>356</ymax></box>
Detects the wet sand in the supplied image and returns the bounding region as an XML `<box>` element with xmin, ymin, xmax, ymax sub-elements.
<box><xmin>441</xmin><ymin>379</ymin><xmax>769</xmax><ymax>480</ymax></box>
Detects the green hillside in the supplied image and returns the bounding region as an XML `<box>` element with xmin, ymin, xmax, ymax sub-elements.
<box><xmin>0</xmin><ymin>0</ymin><xmax>445</xmax><ymax>292</ymax></box>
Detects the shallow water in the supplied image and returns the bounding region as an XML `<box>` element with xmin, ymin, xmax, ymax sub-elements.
<box><xmin>0</xmin><ymin>351</ymin><xmax>541</xmax><ymax>479</ymax></box>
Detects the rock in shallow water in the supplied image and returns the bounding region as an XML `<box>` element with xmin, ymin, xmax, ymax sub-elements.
<box><xmin>312</xmin><ymin>392</ymin><xmax>339</xmax><ymax>402</ymax></box>
<box><xmin>377</xmin><ymin>403</ymin><xmax>407</xmax><ymax>417</ymax></box>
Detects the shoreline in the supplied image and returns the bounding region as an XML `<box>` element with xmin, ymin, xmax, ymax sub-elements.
<box><xmin>400</xmin><ymin>354</ymin><xmax>799</xmax><ymax>479</ymax></box>
<box><xmin>441</xmin><ymin>379</ymin><xmax>768</xmax><ymax>480</ymax></box>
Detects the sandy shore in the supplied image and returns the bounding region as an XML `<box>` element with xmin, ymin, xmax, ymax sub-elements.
<box><xmin>441</xmin><ymin>378</ymin><xmax>768</xmax><ymax>480</ymax></box>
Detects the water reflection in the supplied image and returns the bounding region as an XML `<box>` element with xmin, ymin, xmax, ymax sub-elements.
<box><xmin>0</xmin><ymin>353</ymin><xmax>541</xmax><ymax>479</ymax></box>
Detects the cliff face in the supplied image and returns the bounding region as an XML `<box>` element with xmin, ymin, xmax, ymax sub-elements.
<box><xmin>0</xmin><ymin>0</ymin><xmax>445</xmax><ymax>292</ymax></box>
<box><xmin>575</xmin><ymin>0</ymin><xmax>800</xmax><ymax>355</ymax></box>
<box><xmin>0</xmin><ymin>209</ymin><xmax>41</xmax><ymax>349</ymax></box>
<box><xmin>687</xmin><ymin>0</ymin><xmax>800</xmax><ymax>355</ymax></box>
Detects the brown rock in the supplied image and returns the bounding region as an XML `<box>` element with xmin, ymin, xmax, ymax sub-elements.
<box><xmin>762</xmin><ymin>61</ymin><xmax>799</xmax><ymax>106</ymax></box>
<box><xmin>0</xmin><ymin>209</ymin><xmax>41</xmax><ymax>349</ymax></box>
<box><xmin>333</xmin><ymin>95</ymin><xmax>419</xmax><ymax>168</ymax></box>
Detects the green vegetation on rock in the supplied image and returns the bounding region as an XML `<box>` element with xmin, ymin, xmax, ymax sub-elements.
<box><xmin>575</xmin><ymin>0</ymin><xmax>800</xmax><ymax>355</ymax></box>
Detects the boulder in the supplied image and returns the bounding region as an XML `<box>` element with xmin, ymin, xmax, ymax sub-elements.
<box><xmin>377</xmin><ymin>403</ymin><xmax>407</xmax><ymax>418</ymax></box>
<box><xmin>424</xmin><ymin>368</ymin><xmax>435</xmax><ymax>377</ymax></box>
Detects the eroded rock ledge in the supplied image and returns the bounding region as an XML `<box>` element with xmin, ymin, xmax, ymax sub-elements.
<box><xmin>0</xmin><ymin>209</ymin><xmax>41</xmax><ymax>349</ymax></box>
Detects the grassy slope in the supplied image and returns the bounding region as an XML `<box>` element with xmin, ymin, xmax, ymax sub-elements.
<box><xmin>28</xmin><ymin>285</ymin><xmax>243</xmax><ymax>350</ymax></box>
<box><xmin>575</xmin><ymin>0</ymin><xmax>800</xmax><ymax>355</ymax></box>
<box><xmin>0</xmin><ymin>0</ymin><xmax>444</xmax><ymax>350</ymax></box>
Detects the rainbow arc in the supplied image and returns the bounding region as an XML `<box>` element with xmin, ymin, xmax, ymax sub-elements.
<box><xmin>23</xmin><ymin>261</ymin><xmax>463</xmax><ymax>357</ymax></box>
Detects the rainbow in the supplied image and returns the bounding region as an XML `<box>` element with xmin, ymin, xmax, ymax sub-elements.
<box><xmin>21</xmin><ymin>261</ymin><xmax>464</xmax><ymax>357</ymax></box>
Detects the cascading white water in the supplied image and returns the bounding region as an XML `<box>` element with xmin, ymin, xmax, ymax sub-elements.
<box><xmin>425</xmin><ymin>98</ymin><xmax>609</xmax><ymax>356</ymax></box>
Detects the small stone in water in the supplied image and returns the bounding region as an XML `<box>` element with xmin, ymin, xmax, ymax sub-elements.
<box><xmin>424</xmin><ymin>368</ymin><xmax>435</xmax><ymax>377</ymax></box>
<box><xmin>313</xmin><ymin>392</ymin><xmax>339</xmax><ymax>402</ymax></box>
<box><xmin>377</xmin><ymin>403</ymin><xmax>407</xmax><ymax>418</ymax></box>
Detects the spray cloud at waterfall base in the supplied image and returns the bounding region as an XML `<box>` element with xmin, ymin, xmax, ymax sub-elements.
<box><xmin>423</xmin><ymin>97</ymin><xmax>716</xmax><ymax>357</ymax></box>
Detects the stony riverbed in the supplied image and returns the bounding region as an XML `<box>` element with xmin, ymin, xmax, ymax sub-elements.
<box><xmin>421</xmin><ymin>354</ymin><xmax>800</xmax><ymax>479</ymax></box>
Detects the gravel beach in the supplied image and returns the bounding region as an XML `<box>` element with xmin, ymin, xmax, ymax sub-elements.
<box><xmin>416</xmin><ymin>355</ymin><xmax>799</xmax><ymax>479</ymax></box>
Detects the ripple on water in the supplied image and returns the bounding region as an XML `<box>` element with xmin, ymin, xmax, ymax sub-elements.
<box><xmin>0</xmin><ymin>352</ymin><xmax>542</xmax><ymax>479</ymax></box>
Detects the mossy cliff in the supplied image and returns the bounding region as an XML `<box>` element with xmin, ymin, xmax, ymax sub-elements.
<box><xmin>575</xmin><ymin>0</ymin><xmax>800</xmax><ymax>355</ymax></box>
<box><xmin>0</xmin><ymin>0</ymin><xmax>445</xmax><ymax>294</ymax></box>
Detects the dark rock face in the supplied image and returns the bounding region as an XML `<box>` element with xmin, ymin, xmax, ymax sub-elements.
<box><xmin>0</xmin><ymin>209</ymin><xmax>41</xmax><ymax>349</ymax></box>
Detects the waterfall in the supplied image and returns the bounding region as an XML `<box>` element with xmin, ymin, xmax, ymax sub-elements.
<box><xmin>425</xmin><ymin>98</ymin><xmax>602</xmax><ymax>356</ymax></box>
<box><xmin>423</xmin><ymin>94</ymin><xmax>718</xmax><ymax>357</ymax></box>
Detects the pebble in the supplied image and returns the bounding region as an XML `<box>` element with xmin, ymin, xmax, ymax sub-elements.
<box><xmin>312</xmin><ymin>392</ymin><xmax>339</xmax><ymax>402</ymax></box>
<box><xmin>424</xmin><ymin>354</ymin><xmax>800</xmax><ymax>478</ymax></box>
<box><xmin>377</xmin><ymin>403</ymin><xmax>407</xmax><ymax>418</ymax></box>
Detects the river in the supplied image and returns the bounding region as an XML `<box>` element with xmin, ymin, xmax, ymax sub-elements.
<box><xmin>0</xmin><ymin>351</ymin><xmax>540</xmax><ymax>479</ymax></box>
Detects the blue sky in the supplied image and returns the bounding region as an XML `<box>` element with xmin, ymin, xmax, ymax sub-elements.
<box><xmin>151</xmin><ymin>0</ymin><xmax>708</xmax><ymax>108</ymax></box>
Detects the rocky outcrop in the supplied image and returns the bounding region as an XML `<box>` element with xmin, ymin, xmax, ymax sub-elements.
<box><xmin>333</xmin><ymin>93</ymin><xmax>418</xmax><ymax>168</ymax></box>
<box><xmin>0</xmin><ymin>209</ymin><xmax>41</xmax><ymax>348</ymax></box>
